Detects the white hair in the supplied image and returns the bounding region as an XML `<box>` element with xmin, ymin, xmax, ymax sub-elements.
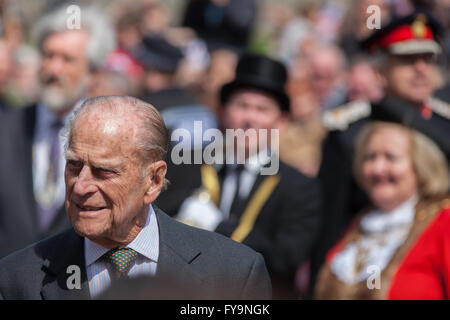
<box><xmin>65</xmin><ymin>95</ymin><xmax>169</xmax><ymax>164</ymax></box>
<box><xmin>33</xmin><ymin>5</ymin><xmax>116</xmax><ymax>70</ymax></box>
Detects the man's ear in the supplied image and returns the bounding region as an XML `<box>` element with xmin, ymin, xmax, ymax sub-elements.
<box><xmin>143</xmin><ymin>160</ymin><xmax>167</xmax><ymax>205</ymax></box>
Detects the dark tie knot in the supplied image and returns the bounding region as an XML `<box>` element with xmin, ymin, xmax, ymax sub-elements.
<box><xmin>233</xmin><ymin>164</ymin><xmax>245</xmax><ymax>174</ymax></box>
<box><xmin>51</xmin><ymin>119</ymin><xmax>64</xmax><ymax>131</ymax></box>
<box><xmin>102</xmin><ymin>247</ymin><xmax>139</xmax><ymax>277</ymax></box>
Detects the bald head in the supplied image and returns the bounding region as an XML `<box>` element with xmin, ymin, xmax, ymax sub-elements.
<box><xmin>66</xmin><ymin>95</ymin><xmax>169</xmax><ymax>166</ymax></box>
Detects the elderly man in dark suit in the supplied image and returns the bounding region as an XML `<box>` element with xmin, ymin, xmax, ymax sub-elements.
<box><xmin>157</xmin><ymin>54</ymin><xmax>322</xmax><ymax>299</ymax></box>
<box><xmin>0</xmin><ymin>95</ymin><xmax>271</xmax><ymax>300</ymax></box>
<box><xmin>0</xmin><ymin>6</ymin><xmax>116</xmax><ymax>258</ymax></box>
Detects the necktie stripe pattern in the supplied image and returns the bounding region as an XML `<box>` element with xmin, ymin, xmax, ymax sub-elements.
<box><xmin>102</xmin><ymin>247</ymin><xmax>138</xmax><ymax>277</ymax></box>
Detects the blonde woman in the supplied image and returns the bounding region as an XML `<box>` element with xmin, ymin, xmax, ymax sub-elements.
<box><xmin>315</xmin><ymin>121</ymin><xmax>450</xmax><ymax>299</ymax></box>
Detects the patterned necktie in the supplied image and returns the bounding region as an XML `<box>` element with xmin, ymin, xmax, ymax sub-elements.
<box><xmin>229</xmin><ymin>164</ymin><xmax>246</xmax><ymax>217</ymax></box>
<box><xmin>102</xmin><ymin>247</ymin><xmax>139</xmax><ymax>278</ymax></box>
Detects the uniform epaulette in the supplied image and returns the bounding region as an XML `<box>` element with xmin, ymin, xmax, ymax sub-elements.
<box><xmin>428</xmin><ymin>97</ymin><xmax>450</xmax><ymax>120</ymax></box>
<box><xmin>322</xmin><ymin>100</ymin><xmax>371</xmax><ymax>131</ymax></box>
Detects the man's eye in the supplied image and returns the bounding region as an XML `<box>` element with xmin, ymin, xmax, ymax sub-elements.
<box><xmin>364</xmin><ymin>153</ymin><xmax>376</xmax><ymax>161</ymax></box>
<box><xmin>230</xmin><ymin>100</ymin><xmax>246</xmax><ymax>109</ymax></box>
<box><xmin>423</xmin><ymin>54</ymin><xmax>436</xmax><ymax>64</ymax></box>
<box><xmin>257</xmin><ymin>105</ymin><xmax>270</xmax><ymax>112</ymax></box>
<box><xmin>93</xmin><ymin>167</ymin><xmax>116</xmax><ymax>177</ymax></box>
<box><xmin>63</xmin><ymin>55</ymin><xmax>75</xmax><ymax>63</ymax></box>
<box><xmin>42</xmin><ymin>51</ymin><xmax>53</xmax><ymax>60</ymax></box>
<box><xmin>68</xmin><ymin>160</ymin><xmax>83</xmax><ymax>168</ymax></box>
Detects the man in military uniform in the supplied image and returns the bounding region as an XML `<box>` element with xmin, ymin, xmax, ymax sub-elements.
<box><xmin>311</xmin><ymin>12</ymin><xmax>450</xmax><ymax>293</ymax></box>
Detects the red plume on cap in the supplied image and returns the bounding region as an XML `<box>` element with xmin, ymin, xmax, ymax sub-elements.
<box><xmin>361</xmin><ymin>12</ymin><xmax>442</xmax><ymax>55</ymax></box>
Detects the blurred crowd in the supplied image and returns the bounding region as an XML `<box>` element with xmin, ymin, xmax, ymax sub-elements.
<box><xmin>0</xmin><ymin>0</ymin><xmax>448</xmax><ymax>173</ymax></box>
<box><xmin>0</xmin><ymin>0</ymin><xmax>449</xmax><ymax>299</ymax></box>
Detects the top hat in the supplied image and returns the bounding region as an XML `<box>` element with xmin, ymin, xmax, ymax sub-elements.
<box><xmin>132</xmin><ymin>35</ymin><xmax>184</xmax><ymax>74</ymax></box>
<box><xmin>220</xmin><ymin>54</ymin><xmax>290</xmax><ymax>112</ymax></box>
<box><xmin>361</xmin><ymin>11</ymin><xmax>442</xmax><ymax>55</ymax></box>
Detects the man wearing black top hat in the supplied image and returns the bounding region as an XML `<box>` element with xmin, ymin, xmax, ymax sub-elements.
<box><xmin>311</xmin><ymin>11</ymin><xmax>450</xmax><ymax>293</ymax></box>
<box><xmin>156</xmin><ymin>53</ymin><xmax>322</xmax><ymax>299</ymax></box>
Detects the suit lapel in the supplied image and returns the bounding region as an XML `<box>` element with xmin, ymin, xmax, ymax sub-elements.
<box><xmin>15</xmin><ymin>106</ymin><xmax>39</xmax><ymax>232</ymax></box>
<box><xmin>40</xmin><ymin>229</ymin><xmax>90</xmax><ymax>300</ymax></box>
<box><xmin>236</xmin><ymin>173</ymin><xmax>265</xmax><ymax>215</ymax></box>
<box><xmin>153</xmin><ymin>207</ymin><xmax>205</xmax><ymax>288</ymax></box>
<box><xmin>41</xmin><ymin>205</ymin><xmax>70</xmax><ymax>239</ymax></box>
<box><xmin>216</xmin><ymin>164</ymin><xmax>226</xmax><ymax>188</ymax></box>
<box><xmin>231</xmin><ymin>163</ymin><xmax>277</xmax><ymax>218</ymax></box>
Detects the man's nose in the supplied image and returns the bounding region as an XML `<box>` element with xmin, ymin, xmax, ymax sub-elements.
<box><xmin>413</xmin><ymin>57</ymin><xmax>429</xmax><ymax>73</ymax></box>
<box><xmin>72</xmin><ymin>166</ymin><xmax>97</xmax><ymax>196</ymax></box>
<box><xmin>244</xmin><ymin>108</ymin><xmax>262</xmax><ymax>127</ymax></box>
<box><xmin>43</xmin><ymin>55</ymin><xmax>65</xmax><ymax>74</ymax></box>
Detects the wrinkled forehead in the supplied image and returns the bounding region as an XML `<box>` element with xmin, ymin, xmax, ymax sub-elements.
<box><xmin>70</xmin><ymin>107</ymin><xmax>141</xmax><ymax>152</ymax></box>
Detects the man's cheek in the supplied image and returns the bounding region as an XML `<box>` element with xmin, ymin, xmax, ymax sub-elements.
<box><xmin>107</xmin><ymin>184</ymin><xmax>132</xmax><ymax>210</ymax></box>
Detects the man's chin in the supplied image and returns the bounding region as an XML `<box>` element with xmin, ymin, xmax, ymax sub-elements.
<box><xmin>403</xmin><ymin>87</ymin><xmax>433</xmax><ymax>105</ymax></box>
<box><xmin>69</xmin><ymin>210</ymin><xmax>106</xmax><ymax>235</ymax></box>
<box><xmin>40</xmin><ymin>87</ymin><xmax>78</xmax><ymax>113</ymax></box>
<box><xmin>72</xmin><ymin>221</ymin><xmax>108</xmax><ymax>240</ymax></box>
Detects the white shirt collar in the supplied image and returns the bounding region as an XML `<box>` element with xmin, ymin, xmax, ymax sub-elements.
<box><xmin>84</xmin><ymin>205</ymin><xmax>159</xmax><ymax>267</ymax></box>
<box><xmin>37</xmin><ymin>102</ymin><xmax>60</xmax><ymax>126</ymax></box>
<box><xmin>34</xmin><ymin>101</ymin><xmax>85</xmax><ymax>144</ymax></box>
<box><xmin>224</xmin><ymin>148</ymin><xmax>272</xmax><ymax>175</ymax></box>
<box><xmin>245</xmin><ymin>148</ymin><xmax>272</xmax><ymax>174</ymax></box>
<box><xmin>360</xmin><ymin>194</ymin><xmax>419</xmax><ymax>234</ymax></box>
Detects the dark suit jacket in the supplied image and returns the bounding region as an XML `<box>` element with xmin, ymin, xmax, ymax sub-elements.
<box><xmin>0</xmin><ymin>207</ymin><xmax>271</xmax><ymax>300</ymax></box>
<box><xmin>0</xmin><ymin>105</ymin><xmax>71</xmax><ymax>258</ymax></box>
<box><xmin>157</xmin><ymin>157</ymin><xmax>322</xmax><ymax>298</ymax></box>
